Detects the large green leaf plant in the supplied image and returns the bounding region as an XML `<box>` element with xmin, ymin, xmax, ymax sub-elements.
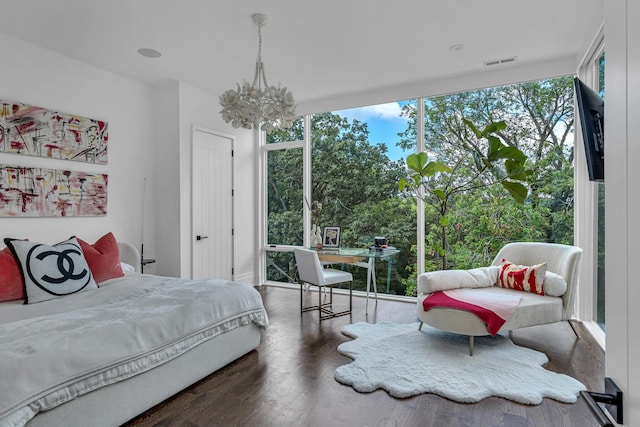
<box><xmin>399</xmin><ymin>118</ymin><xmax>533</xmax><ymax>270</ymax></box>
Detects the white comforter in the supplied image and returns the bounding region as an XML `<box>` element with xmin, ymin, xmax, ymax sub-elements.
<box><xmin>0</xmin><ymin>275</ymin><xmax>268</xmax><ymax>427</ymax></box>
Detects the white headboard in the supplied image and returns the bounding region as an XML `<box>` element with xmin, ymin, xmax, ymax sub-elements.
<box><xmin>117</xmin><ymin>242</ymin><xmax>141</xmax><ymax>273</ymax></box>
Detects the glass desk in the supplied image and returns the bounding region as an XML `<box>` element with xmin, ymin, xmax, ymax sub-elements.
<box><xmin>313</xmin><ymin>247</ymin><xmax>400</xmax><ymax>313</ymax></box>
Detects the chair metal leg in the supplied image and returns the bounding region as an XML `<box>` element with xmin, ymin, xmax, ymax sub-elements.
<box><xmin>317</xmin><ymin>283</ymin><xmax>353</xmax><ymax>321</ymax></box>
<box><xmin>469</xmin><ymin>336</ymin><xmax>474</xmax><ymax>356</ymax></box>
<box><xmin>300</xmin><ymin>282</ymin><xmax>304</xmax><ymax>315</ymax></box>
<box><xmin>301</xmin><ymin>284</ymin><xmax>333</xmax><ymax>315</ymax></box>
<box><xmin>318</xmin><ymin>285</ymin><xmax>323</xmax><ymax>323</ymax></box>
<box><xmin>300</xmin><ymin>280</ymin><xmax>352</xmax><ymax>322</ymax></box>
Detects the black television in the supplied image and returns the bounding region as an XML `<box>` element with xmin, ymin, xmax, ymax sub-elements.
<box><xmin>574</xmin><ymin>77</ymin><xmax>604</xmax><ymax>182</ymax></box>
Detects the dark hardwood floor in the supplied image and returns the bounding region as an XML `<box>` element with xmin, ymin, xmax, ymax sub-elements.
<box><xmin>125</xmin><ymin>286</ymin><xmax>604</xmax><ymax>427</ymax></box>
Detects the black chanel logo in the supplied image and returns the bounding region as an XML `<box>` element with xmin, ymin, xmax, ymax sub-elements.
<box><xmin>26</xmin><ymin>243</ymin><xmax>92</xmax><ymax>296</ymax></box>
<box><xmin>37</xmin><ymin>249</ymin><xmax>88</xmax><ymax>284</ymax></box>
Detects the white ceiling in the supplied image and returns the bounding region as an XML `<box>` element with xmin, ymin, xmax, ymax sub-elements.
<box><xmin>0</xmin><ymin>0</ymin><xmax>603</xmax><ymax>110</ymax></box>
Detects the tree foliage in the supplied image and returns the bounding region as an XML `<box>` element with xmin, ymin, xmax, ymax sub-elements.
<box><xmin>399</xmin><ymin>119</ymin><xmax>533</xmax><ymax>269</ymax></box>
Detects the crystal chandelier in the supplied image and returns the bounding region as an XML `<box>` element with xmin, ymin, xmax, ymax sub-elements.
<box><xmin>219</xmin><ymin>13</ymin><xmax>296</xmax><ymax>133</ymax></box>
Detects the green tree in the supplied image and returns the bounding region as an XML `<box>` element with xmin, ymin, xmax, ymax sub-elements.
<box><xmin>399</xmin><ymin>120</ymin><xmax>531</xmax><ymax>270</ymax></box>
<box><xmin>309</xmin><ymin>113</ymin><xmax>405</xmax><ymax>228</ymax></box>
<box><xmin>397</xmin><ymin>77</ymin><xmax>574</xmax><ymax>269</ymax></box>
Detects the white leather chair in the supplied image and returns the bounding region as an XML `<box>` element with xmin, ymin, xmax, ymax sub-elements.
<box><xmin>294</xmin><ymin>248</ymin><xmax>353</xmax><ymax>321</ymax></box>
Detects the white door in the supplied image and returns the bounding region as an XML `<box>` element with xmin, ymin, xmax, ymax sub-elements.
<box><xmin>192</xmin><ymin>127</ymin><xmax>234</xmax><ymax>280</ymax></box>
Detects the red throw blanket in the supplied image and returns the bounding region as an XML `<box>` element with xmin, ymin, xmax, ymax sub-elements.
<box><xmin>423</xmin><ymin>288</ymin><xmax>522</xmax><ymax>336</ymax></box>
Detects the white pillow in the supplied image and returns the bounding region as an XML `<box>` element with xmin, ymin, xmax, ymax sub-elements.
<box><xmin>4</xmin><ymin>237</ymin><xmax>98</xmax><ymax>304</ymax></box>
<box><xmin>120</xmin><ymin>262</ymin><xmax>136</xmax><ymax>275</ymax></box>
<box><xmin>418</xmin><ymin>266</ymin><xmax>500</xmax><ymax>294</ymax></box>
<box><xmin>543</xmin><ymin>271</ymin><xmax>568</xmax><ymax>297</ymax></box>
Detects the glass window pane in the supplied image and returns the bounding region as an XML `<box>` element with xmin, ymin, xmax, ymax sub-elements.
<box><xmin>597</xmin><ymin>182</ymin><xmax>605</xmax><ymax>329</ymax></box>
<box><xmin>598</xmin><ymin>52</ymin><xmax>605</xmax><ymax>98</ymax></box>
<box><xmin>267</xmin><ymin>147</ymin><xmax>303</xmax><ymax>246</ymax></box>
<box><xmin>267</xmin><ymin>116</ymin><xmax>304</xmax><ymax>144</ymax></box>
<box><xmin>266</xmin><ymin>251</ymin><xmax>297</xmax><ymax>284</ymax></box>
<box><xmin>596</xmin><ymin>51</ymin><xmax>605</xmax><ymax>331</ymax></box>
<box><xmin>422</xmin><ymin>77</ymin><xmax>574</xmax><ymax>270</ymax></box>
<box><xmin>314</xmin><ymin>100</ymin><xmax>418</xmax><ymax>296</ymax></box>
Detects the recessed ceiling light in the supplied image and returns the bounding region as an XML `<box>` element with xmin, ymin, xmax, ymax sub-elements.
<box><xmin>137</xmin><ymin>48</ymin><xmax>162</xmax><ymax>58</ymax></box>
<box><xmin>449</xmin><ymin>44</ymin><xmax>464</xmax><ymax>52</ymax></box>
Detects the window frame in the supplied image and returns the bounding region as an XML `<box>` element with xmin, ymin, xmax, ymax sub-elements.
<box><xmin>259</xmin><ymin>116</ymin><xmax>309</xmax><ymax>286</ymax></box>
<box><xmin>575</xmin><ymin>26</ymin><xmax>605</xmax><ymax>348</ymax></box>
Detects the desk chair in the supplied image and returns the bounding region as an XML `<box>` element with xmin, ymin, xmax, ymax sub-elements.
<box><xmin>294</xmin><ymin>248</ymin><xmax>353</xmax><ymax>321</ymax></box>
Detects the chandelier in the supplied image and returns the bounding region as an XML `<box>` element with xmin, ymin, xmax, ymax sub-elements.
<box><xmin>219</xmin><ymin>13</ymin><xmax>296</xmax><ymax>133</ymax></box>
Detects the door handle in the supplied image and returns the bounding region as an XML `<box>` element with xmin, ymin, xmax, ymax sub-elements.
<box><xmin>196</xmin><ymin>235</ymin><xmax>209</xmax><ymax>241</ymax></box>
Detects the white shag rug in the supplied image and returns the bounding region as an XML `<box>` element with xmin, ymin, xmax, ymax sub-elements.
<box><xmin>335</xmin><ymin>321</ymin><xmax>585</xmax><ymax>404</ymax></box>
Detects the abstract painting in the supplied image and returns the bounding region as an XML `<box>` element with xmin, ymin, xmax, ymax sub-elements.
<box><xmin>0</xmin><ymin>165</ymin><xmax>107</xmax><ymax>217</ymax></box>
<box><xmin>0</xmin><ymin>100</ymin><xmax>108</xmax><ymax>164</ymax></box>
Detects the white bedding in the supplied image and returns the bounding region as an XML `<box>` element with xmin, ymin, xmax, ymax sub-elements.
<box><xmin>0</xmin><ymin>274</ymin><xmax>268</xmax><ymax>427</ymax></box>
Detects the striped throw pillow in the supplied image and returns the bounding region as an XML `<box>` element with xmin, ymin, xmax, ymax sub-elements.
<box><xmin>497</xmin><ymin>259</ymin><xmax>547</xmax><ymax>295</ymax></box>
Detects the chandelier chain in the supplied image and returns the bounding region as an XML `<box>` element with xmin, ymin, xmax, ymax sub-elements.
<box><xmin>256</xmin><ymin>22</ymin><xmax>263</xmax><ymax>68</ymax></box>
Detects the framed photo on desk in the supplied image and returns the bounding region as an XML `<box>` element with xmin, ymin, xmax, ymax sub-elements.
<box><xmin>322</xmin><ymin>226</ymin><xmax>341</xmax><ymax>248</ymax></box>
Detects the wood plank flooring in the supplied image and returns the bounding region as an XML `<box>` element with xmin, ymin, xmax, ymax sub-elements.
<box><xmin>124</xmin><ymin>285</ymin><xmax>604</xmax><ymax>427</ymax></box>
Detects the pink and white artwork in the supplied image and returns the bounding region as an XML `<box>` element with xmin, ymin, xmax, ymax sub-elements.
<box><xmin>0</xmin><ymin>100</ymin><xmax>108</xmax><ymax>164</ymax></box>
<box><xmin>0</xmin><ymin>165</ymin><xmax>107</xmax><ymax>217</ymax></box>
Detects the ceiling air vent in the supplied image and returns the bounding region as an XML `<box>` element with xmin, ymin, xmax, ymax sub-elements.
<box><xmin>483</xmin><ymin>56</ymin><xmax>517</xmax><ymax>67</ymax></box>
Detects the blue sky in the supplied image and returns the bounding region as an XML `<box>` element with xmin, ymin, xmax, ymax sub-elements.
<box><xmin>333</xmin><ymin>102</ymin><xmax>414</xmax><ymax>162</ymax></box>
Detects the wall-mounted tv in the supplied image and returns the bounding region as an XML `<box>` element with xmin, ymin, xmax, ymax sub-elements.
<box><xmin>574</xmin><ymin>77</ymin><xmax>604</xmax><ymax>182</ymax></box>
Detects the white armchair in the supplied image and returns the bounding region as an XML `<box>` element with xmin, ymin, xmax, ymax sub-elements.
<box><xmin>416</xmin><ymin>242</ymin><xmax>583</xmax><ymax>354</ymax></box>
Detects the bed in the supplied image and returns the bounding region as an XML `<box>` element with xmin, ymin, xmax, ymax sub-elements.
<box><xmin>0</xmin><ymin>240</ymin><xmax>268</xmax><ymax>427</ymax></box>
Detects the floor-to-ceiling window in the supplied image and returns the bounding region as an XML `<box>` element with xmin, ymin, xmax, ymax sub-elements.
<box><xmin>263</xmin><ymin>117</ymin><xmax>305</xmax><ymax>284</ymax></box>
<box><xmin>260</xmin><ymin>77</ymin><xmax>576</xmax><ymax>300</ymax></box>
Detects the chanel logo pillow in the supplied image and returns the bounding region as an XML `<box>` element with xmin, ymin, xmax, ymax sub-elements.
<box><xmin>4</xmin><ymin>237</ymin><xmax>98</xmax><ymax>304</ymax></box>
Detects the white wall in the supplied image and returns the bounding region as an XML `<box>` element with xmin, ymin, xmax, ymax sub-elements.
<box><xmin>151</xmin><ymin>81</ymin><xmax>255</xmax><ymax>282</ymax></box>
<box><xmin>605</xmin><ymin>1</ymin><xmax>640</xmax><ymax>424</ymax></box>
<box><xmin>150</xmin><ymin>81</ymin><xmax>180</xmax><ymax>275</ymax></box>
<box><xmin>0</xmin><ymin>33</ymin><xmax>156</xmax><ymax>259</ymax></box>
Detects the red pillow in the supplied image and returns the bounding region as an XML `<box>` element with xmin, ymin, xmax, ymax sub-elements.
<box><xmin>0</xmin><ymin>247</ymin><xmax>25</xmax><ymax>302</ymax></box>
<box><xmin>497</xmin><ymin>259</ymin><xmax>547</xmax><ymax>296</ymax></box>
<box><xmin>78</xmin><ymin>232</ymin><xmax>124</xmax><ymax>284</ymax></box>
